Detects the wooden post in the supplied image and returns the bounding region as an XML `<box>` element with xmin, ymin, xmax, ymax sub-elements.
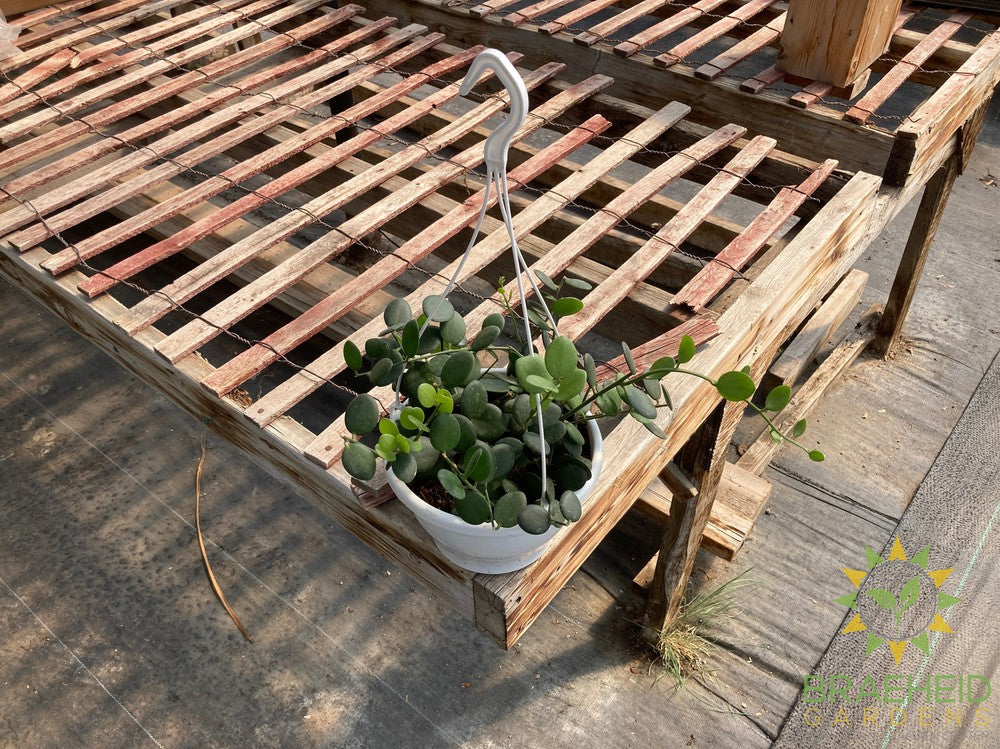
<box><xmin>777</xmin><ymin>0</ymin><xmax>903</xmax><ymax>89</ymax></box>
<box><xmin>642</xmin><ymin>402</ymin><xmax>732</xmax><ymax>644</ymax></box>
<box><xmin>872</xmin><ymin>159</ymin><xmax>958</xmax><ymax>357</ymax></box>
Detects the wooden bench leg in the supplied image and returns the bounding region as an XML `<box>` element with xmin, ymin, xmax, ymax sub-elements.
<box><xmin>641</xmin><ymin>401</ymin><xmax>733</xmax><ymax>644</ymax></box>
<box><xmin>872</xmin><ymin>159</ymin><xmax>958</xmax><ymax>358</ymax></box>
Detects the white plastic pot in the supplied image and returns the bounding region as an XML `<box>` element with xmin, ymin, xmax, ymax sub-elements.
<box><xmin>386</xmin><ymin>417</ymin><xmax>603</xmax><ymax>575</ymax></box>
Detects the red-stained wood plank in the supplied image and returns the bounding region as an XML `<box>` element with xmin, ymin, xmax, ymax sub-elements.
<box><xmin>540</xmin><ymin>0</ymin><xmax>618</xmax><ymax>35</ymax></box>
<box><xmin>76</xmin><ymin>47</ymin><xmax>486</xmax><ymax>298</ymax></box>
<box><xmin>0</xmin><ymin>0</ymin><xmax>336</xmax><ymax>143</ymax></box>
<box><xmin>119</xmin><ymin>64</ymin><xmax>577</xmax><ymax>344</ymax></box>
<box><xmin>593</xmin><ymin>316</ymin><xmax>721</xmax><ymax>380</ymax></box>
<box><xmin>574</xmin><ymin>0</ymin><xmax>674</xmax><ymax>48</ymax></box>
<box><xmin>672</xmin><ymin>159</ymin><xmax>839</xmax><ymax>309</ymax></box>
<box><xmin>16</xmin><ymin>26</ymin><xmax>434</xmax><ymax>258</ymax></box>
<box><xmin>8</xmin><ymin>0</ymin><xmax>103</xmax><ymax>43</ymax></box>
<box><xmin>694</xmin><ymin>12</ymin><xmax>784</xmax><ymax>80</ymax></box>
<box><xmin>200</xmin><ymin>116</ymin><xmax>611</xmax><ymax>397</ymax></box>
<box><xmin>504</xmin><ymin>0</ymin><xmax>576</xmax><ymax>27</ymax></box>
<box><xmin>1</xmin><ymin>7</ymin><xmax>366</xmax><ymax>204</ymax></box>
<box><xmin>845</xmin><ymin>12</ymin><xmax>972</xmax><ymax>124</ymax></box>
<box><xmin>651</xmin><ymin>0</ymin><xmax>774</xmax><ymax>66</ymax></box>
<box><xmin>740</xmin><ymin>65</ymin><xmax>785</xmax><ymax>93</ymax></box>
<box><xmin>0</xmin><ymin>49</ymin><xmax>73</xmax><ymax>108</ymax></box>
<box><xmin>0</xmin><ymin>0</ymin><xmax>199</xmax><ymax>74</ymax></box>
<box><xmin>468</xmin><ymin>0</ymin><xmax>522</xmax><ymax>18</ymax></box>
<box><xmin>612</xmin><ymin>0</ymin><xmax>728</xmax><ymax>58</ymax></box>
<box><xmin>247</xmin><ymin>99</ymin><xmax>690</xmax><ymax>430</ymax></box>
<box><xmin>559</xmin><ymin>135</ymin><xmax>776</xmax><ymax>340</ymax></box>
<box><xmin>463</xmin><ymin>122</ymin><xmax>747</xmax><ymax>334</ymax></box>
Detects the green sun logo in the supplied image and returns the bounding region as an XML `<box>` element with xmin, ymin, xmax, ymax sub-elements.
<box><xmin>834</xmin><ymin>537</ymin><xmax>960</xmax><ymax>665</ymax></box>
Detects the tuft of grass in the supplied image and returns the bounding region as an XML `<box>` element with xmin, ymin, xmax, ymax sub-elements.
<box><xmin>653</xmin><ymin>569</ymin><xmax>755</xmax><ymax>689</ymax></box>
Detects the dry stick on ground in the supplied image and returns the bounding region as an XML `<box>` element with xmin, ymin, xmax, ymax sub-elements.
<box><xmin>196</xmin><ymin>433</ymin><xmax>253</xmax><ymax>643</ymax></box>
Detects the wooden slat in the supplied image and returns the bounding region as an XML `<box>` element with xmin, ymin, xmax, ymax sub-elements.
<box><xmin>694</xmin><ymin>12</ymin><xmax>784</xmax><ymax>80</ymax></box>
<box><xmin>672</xmin><ymin>158</ymin><xmax>839</xmax><ymax>309</ymax></box>
<box><xmin>0</xmin><ymin>49</ymin><xmax>73</xmax><ymax>108</ymax></box>
<box><xmin>136</xmin><ymin>66</ymin><xmax>590</xmax><ymax>354</ymax></box>
<box><xmin>75</xmin><ymin>47</ymin><xmax>485</xmax><ymax>297</ymax></box>
<box><xmin>612</xmin><ymin>0</ymin><xmax>728</xmax><ymax>58</ymax></box>
<box><xmin>574</xmin><ymin>0</ymin><xmax>674</xmax><ymax>47</ymax></box>
<box><xmin>540</xmin><ymin>0</ymin><xmax>618</xmax><ymax>35</ymax></box>
<box><xmin>468</xmin><ymin>0</ymin><xmax>522</xmax><ymax>18</ymax></box>
<box><xmin>559</xmin><ymin>134</ymin><xmax>776</xmax><ymax>340</ymax></box>
<box><xmin>651</xmin><ymin>0</ymin><xmax>774</xmax><ymax>66</ymax></box>
<box><xmin>504</xmin><ymin>0</ymin><xmax>576</xmax><ymax>27</ymax></box>
<box><xmin>249</xmin><ymin>98</ymin><xmax>692</xmax><ymax>432</ymax></box>
<box><xmin>761</xmin><ymin>268</ymin><xmax>867</xmax><ymax>392</ymax></box>
<box><xmin>199</xmin><ymin>115</ymin><xmax>612</xmax><ymax>396</ymax></box>
<box><xmin>9</xmin><ymin>0</ymin><xmax>104</xmax><ymax>44</ymax></box>
<box><xmin>845</xmin><ymin>13</ymin><xmax>973</xmax><ymax>124</ymax></box>
<box><xmin>0</xmin><ymin>0</ymin><xmax>335</xmax><ymax>143</ymax></box>
<box><xmin>19</xmin><ymin>27</ymin><xmax>441</xmax><ymax>257</ymax></box>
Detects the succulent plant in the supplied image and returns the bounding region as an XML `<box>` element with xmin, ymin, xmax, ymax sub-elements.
<box><xmin>342</xmin><ymin>273</ymin><xmax>822</xmax><ymax>535</ymax></box>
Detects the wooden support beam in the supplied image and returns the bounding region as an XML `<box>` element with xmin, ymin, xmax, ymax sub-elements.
<box><xmin>739</xmin><ymin>306</ymin><xmax>880</xmax><ymax>474</ymax></box>
<box><xmin>872</xmin><ymin>161</ymin><xmax>957</xmax><ymax>357</ymax></box>
<box><xmin>762</xmin><ymin>268</ymin><xmax>867</xmax><ymax>391</ymax></box>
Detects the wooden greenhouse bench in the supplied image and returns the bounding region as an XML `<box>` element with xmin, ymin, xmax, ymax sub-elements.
<box><xmin>0</xmin><ymin>0</ymin><xmax>968</xmax><ymax>647</ymax></box>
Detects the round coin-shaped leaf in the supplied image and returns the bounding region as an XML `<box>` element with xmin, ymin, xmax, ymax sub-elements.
<box><xmin>422</xmin><ymin>295</ymin><xmax>455</xmax><ymax>323</ymax></box>
<box><xmin>517</xmin><ymin>504</ymin><xmax>551</xmax><ymax>535</ymax></box>
<box><xmin>383</xmin><ymin>298</ymin><xmax>412</xmax><ymax>328</ymax></box>
<box><xmin>559</xmin><ymin>490</ymin><xmax>582</xmax><ymax>522</ymax></box>
<box><xmin>344</xmin><ymin>394</ymin><xmax>379</xmax><ymax>435</ymax></box>
<box><xmin>716</xmin><ymin>370</ymin><xmax>756</xmax><ymax>402</ymax></box>
<box><xmin>454</xmin><ymin>491</ymin><xmax>490</xmax><ymax>525</ymax></box>
<box><xmin>429</xmin><ymin>413</ymin><xmax>461</xmax><ymax>452</ymax></box>
<box><xmin>441</xmin><ymin>350</ymin><xmax>476</xmax><ymax>388</ymax></box>
<box><xmin>342</xmin><ymin>441</ymin><xmax>376</xmax><ymax>480</ymax></box>
<box><xmin>544</xmin><ymin>336</ymin><xmax>578</xmax><ymax>379</ymax></box>
<box><xmin>459</xmin><ymin>379</ymin><xmax>488</xmax><ymax>418</ymax></box>
<box><xmin>391</xmin><ymin>451</ymin><xmax>417</xmax><ymax>483</ymax></box>
<box><xmin>494</xmin><ymin>491</ymin><xmax>527</xmax><ymax>528</ymax></box>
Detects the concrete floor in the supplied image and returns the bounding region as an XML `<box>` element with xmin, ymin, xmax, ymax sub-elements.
<box><xmin>2</xmin><ymin>96</ymin><xmax>999</xmax><ymax>748</ymax></box>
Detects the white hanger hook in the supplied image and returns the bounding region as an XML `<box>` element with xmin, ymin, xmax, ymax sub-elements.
<box><xmin>460</xmin><ymin>49</ymin><xmax>529</xmax><ymax>172</ymax></box>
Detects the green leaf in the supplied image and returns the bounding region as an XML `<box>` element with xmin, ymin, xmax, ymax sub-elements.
<box><xmin>433</xmin><ymin>389</ymin><xmax>454</xmax><ymax>414</ymax></box>
<box><xmin>429</xmin><ymin>412</ymin><xmax>461</xmax><ymax>452</ymax></box>
<box><xmin>482</xmin><ymin>313</ymin><xmax>506</xmax><ymax>334</ymax></box>
<box><xmin>792</xmin><ymin>418</ymin><xmax>807</xmax><ymax>438</ymax></box>
<box><xmin>459</xmin><ymin>379</ymin><xmax>487</xmax><ymax>418</ymax></box>
<box><xmin>342</xmin><ymin>441</ymin><xmax>376</xmax><ymax>480</ymax></box>
<box><xmin>417</xmin><ymin>382</ymin><xmax>436</xmax><ymax>408</ymax></box>
<box><xmin>563</xmin><ymin>277</ymin><xmax>592</xmax><ymax>291</ymax></box>
<box><xmin>365</xmin><ymin>338</ymin><xmax>390</xmax><ymax>360</ymax></box>
<box><xmin>545</xmin><ymin>336</ymin><xmax>579</xmax><ymax>379</ymax></box>
<box><xmin>650</xmin><ymin>356</ymin><xmax>676</xmax><ymax>376</ymax></box>
<box><xmin>764</xmin><ymin>385</ymin><xmax>792</xmax><ymax>412</ymax></box>
<box><xmin>595</xmin><ymin>391</ymin><xmax>620</xmax><ymax>417</ymax></box>
<box><xmin>899</xmin><ymin>575</ymin><xmax>921</xmax><ymax>613</ymax></box>
<box><xmin>660</xmin><ymin>384</ymin><xmax>673</xmax><ymax>411</ymax></box>
<box><xmin>440</xmin><ymin>313</ymin><xmax>467</xmax><ymax>346</ymax></box>
<box><xmin>716</xmin><ymin>370</ymin><xmax>756</xmax><ymax>402</ymax></box>
<box><xmin>394</xmin><ymin>434</ymin><xmax>410</xmax><ymax>454</ymax></box>
<box><xmin>559</xmin><ymin>490</ymin><xmax>582</xmax><ymax>522</ymax></box>
<box><xmin>624</xmin><ymin>385</ymin><xmax>657</xmax><ymax>419</ymax></box>
<box><xmin>391</xmin><ymin>452</ymin><xmax>417</xmax><ymax>483</ymax></box>
<box><xmin>584</xmin><ymin>353</ymin><xmax>598</xmax><ymax>389</ymax></box>
<box><xmin>376</xmin><ymin>433</ymin><xmax>397</xmax><ymax>462</ymax></box>
<box><xmin>523</xmin><ymin>429</ymin><xmax>550</xmax><ymax>456</ymax></box>
<box><xmin>622</xmin><ymin>342</ymin><xmax>637</xmax><ymax>375</ymax></box>
<box><xmin>399</xmin><ymin>406</ymin><xmax>425</xmax><ymax>431</ymax></box>
<box><xmin>463</xmin><ymin>442</ymin><xmax>494</xmax><ymax>483</ymax></box>
<box><xmin>517</xmin><ymin>504</ymin><xmax>551</xmax><ymax>535</ymax></box>
<box><xmin>564</xmin><ymin>421</ymin><xmax>584</xmax><ymax>445</ymax></box>
<box><xmin>344</xmin><ymin>340</ymin><xmax>363</xmax><ymax>372</ymax></box>
<box><xmin>384</xmin><ymin>298</ymin><xmax>412</xmax><ymax>328</ymax></box>
<box><xmin>494</xmin><ymin>491</ymin><xmax>527</xmax><ymax>528</ymax></box>
<box><xmin>401</xmin><ymin>320</ymin><xmax>420</xmax><ymax>356</ymax></box>
<box><xmin>454</xmin><ymin>491</ymin><xmax>490</xmax><ymax>525</ymax></box>
<box><xmin>378</xmin><ymin>418</ymin><xmax>398</xmax><ymax>435</ymax></box>
<box><xmin>344</xmin><ymin>395</ymin><xmax>379</xmax><ymax>435</ymax></box>
<box><xmin>470</xmin><ymin>325</ymin><xmax>500</xmax><ymax>351</ymax></box>
<box><xmin>525</xmin><ymin>374</ymin><xmax>558</xmax><ymax>394</ymax></box>
<box><xmin>535</xmin><ymin>270</ymin><xmax>558</xmax><ymax>291</ymax></box>
<box><xmin>422</xmin><ymin>295</ymin><xmax>454</xmax><ymax>322</ymax></box>
<box><xmin>441</xmin><ymin>350</ymin><xmax>476</xmax><ymax>388</ymax></box>
<box><xmin>677</xmin><ymin>335</ymin><xmax>696</xmax><ymax>364</ymax></box>
<box><xmin>641</xmin><ymin>419</ymin><xmax>668</xmax><ymax>439</ymax></box>
<box><xmin>808</xmin><ymin>449</ymin><xmax>825</xmax><ymax>462</ymax></box>
<box><xmin>551</xmin><ymin>297</ymin><xmax>584</xmax><ymax>318</ymax></box>
<box><xmin>453</xmin><ymin>414</ymin><xmax>477</xmax><ymax>452</ymax></box>
<box><xmin>369</xmin><ymin>358</ymin><xmax>395</xmax><ymax>386</ymax></box>
<box><xmin>865</xmin><ymin>588</ymin><xmax>897</xmax><ymax>613</ymax></box>
<box><xmin>437</xmin><ymin>469</ymin><xmax>465</xmax><ymax>500</ymax></box>
<box><xmin>556</xmin><ymin>368</ymin><xmax>587</xmax><ymax>401</ymax></box>
<box><xmin>514</xmin><ymin>354</ymin><xmax>549</xmax><ymax>392</ymax></box>
<box><xmin>417</xmin><ymin>327</ymin><xmax>440</xmax><ymax>355</ymax></box>
<box><xmin>491</xmin><ymin>443</ymin><xmax>515</xmax><ymax>479</ymax></box>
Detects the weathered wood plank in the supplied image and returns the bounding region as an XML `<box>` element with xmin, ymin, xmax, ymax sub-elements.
<box><xmin>762</xmin><ymin>268</ymin><xmax>867</xmax><ymax>392</ymax></box>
